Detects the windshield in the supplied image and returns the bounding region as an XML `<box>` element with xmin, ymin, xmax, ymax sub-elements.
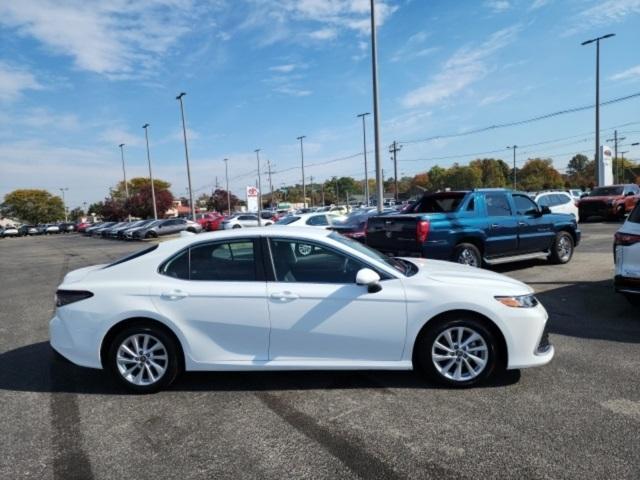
<box><xmin>276</xmin><ymin>216</ymin><xmax>300</xmax><ymax>225</ymax></box>
<box><xmin>590</xmin><ymin>186</ymin><xmax>623</xmax><ymax>196</ymax></box>
<box><xmin>329</xmin><ymin>231</ymin><xmax>410</xmax><ymax>276</ymax></box>
<box><xmin>411</xmin><ymin>193</ymin><xmax>467</xmax><ymax>213</ymax></box>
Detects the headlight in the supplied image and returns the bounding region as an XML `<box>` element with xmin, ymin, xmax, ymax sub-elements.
<box><xmin>495</xmin><ymin>294</ymin><xmax>538</xmax><ymax>308</ymax></box>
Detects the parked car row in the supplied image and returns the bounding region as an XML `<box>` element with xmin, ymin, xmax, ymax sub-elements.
<box><xmin>82</xmin><ymin>218</ymin><xmax>202</xmax><ymax>240</ymax></box>
<box><xmin>614</xmin><ymin>201</ymin><xmax>640</xmax><ymax>306</ymax></box>
<box><xmin>1</xmin><ymin>222</ymin><xmax>76</xmax><ymax>238</ymax></box>
<box><xmin>578</xmin><ymin>184</ymin><xmax>640</xmax><ymax>222</ymax></box>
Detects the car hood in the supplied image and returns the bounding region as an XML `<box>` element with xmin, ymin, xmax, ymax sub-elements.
<box><xmin>401</xmin><ymin>257</ymin><xmax>532</xmax><ymax>295</ymax></box>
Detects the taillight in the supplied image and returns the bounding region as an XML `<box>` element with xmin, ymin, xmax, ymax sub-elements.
<box><xmin>55</xmin><ymin>290</ymin><xmax>93</xmax><ymax>307</ymax></box>
<box><xmin>614</xmin><ymin>232</ymin><xmax>640</xmax><ymax>247</ymax></box>
<box><xmin>416</xmin><ymin>220</ymin><xmax>430</xmax><ymax>243</ymax></box>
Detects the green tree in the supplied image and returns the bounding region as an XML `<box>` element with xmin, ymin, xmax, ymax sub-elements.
<box><xmin>443</xmin><ymin>163</ymin><xmax>483</xmax><ymax>189</ymax></box>
<box><xmin>470</xmin><ymin>158</ymin><xmax>508</xmax><ymax>187</ymax></box>
<box><xmin>518</xmin><ymin>158</ymin><xmax>564</xmax><ymax>191</ymax></box>
<box><xmin>1</xmin><ymin>189</ymin><xmax>65</xmax><ymax>224</ymax></box>
<box><xmin>206</xmin><ymin>189</ymin><xmax>240</xmax><ymax>213</ymax></box>
<box><xmin>426</xmin><ymin>166</ymin><xmax>447</xmax><ymax>191</ymax></box>
<box><xmin>68</xmin><ymin>207</ymin><xmax>85</xmax><ymax>221</ymax></box>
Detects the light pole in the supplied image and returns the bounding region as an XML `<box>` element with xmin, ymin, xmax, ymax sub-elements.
<box><xmin>118</xmin><ymin>143</ymin><xmax>131</xmax><ymax>221</ymax></box>
<box><xmin>59</xmin><ymin>187</ymin><xmax>68</xmax><ymax>222</ymax></box>
<box><xmin>142</xmin><ymin>123</ymin><xmax>158</xmax><ymax>219</ymax></box>
<box><xmin>357</xmin><ymin>113</ymin><xmax>371</xmax><ymax>206</ymax></box>
<box><xmin>507</xmin><ymin>145</ymin><xmax>517</xmax><ymax>190</ymax></box>
<box><xmin>176</xmin><ymin>92</ymin><xmax>196</xmax><ymax>220</ymax></box>
<box><xmin>224</xmin><ymin>158</ymin><xmax>231</xmax><ymax>215</ymax></box>
<box><xmin>582</xmin><ymin>33</ymin><xmax>615</xmax><ymax>187</ymax></box>
<box><xmin>297</xmin><ymin>136</ymin><xmax>306</xmax><ymax>208</ymax></box>
<box><xmin>255</xmin><ymin>149</ymin><xmax>262</xmax><ymax>218</ymax></box>
<box><xmin>369</xmin><ymin>0</ymin><xmax>384</xmax><ymax>212</ymax></box>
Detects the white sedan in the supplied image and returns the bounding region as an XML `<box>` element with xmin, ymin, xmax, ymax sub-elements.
<box><xmin>614</xmin><ymin>204</ymin><xmax>640</xmax><ymax>306</ymax></box>
<box><xmin>274</xmin><ymin>212</ymin><xmax>340</xmax><ymax>228</ymax></box>
<box><xmin>50</xmin><ymin>227</ymin><xmax>553</xmax><ymax>393</ymax></box>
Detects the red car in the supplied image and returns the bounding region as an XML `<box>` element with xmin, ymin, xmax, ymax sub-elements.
<box><xmin>579</xmin><ymin>184</ymin><xmax>640</xmax><ymax>221</ymax></box>
<box><xmin>196</xmin><ymin>212</ymin><xmax>225</xmax><ymax>231</ymax></box>
<box><xmin>75</xmin><ymin>221</ymin><xmax>93</xmax><ymax>233</ymax></box>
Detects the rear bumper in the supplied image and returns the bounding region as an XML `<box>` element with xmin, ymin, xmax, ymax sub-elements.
<box><xmin>615</xmin><ymin>275</ymin><xmax>640</xmax><ymax>295</ymax></box>
<box><xmin>49</xmin><ymin>314</ymin><xmax>102</xmax><ymax>369</ymax></box>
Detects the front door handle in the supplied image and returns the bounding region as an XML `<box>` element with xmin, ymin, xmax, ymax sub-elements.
<box><xmin>270</xmin><ymin>291</ymin><xmax>299</xmax><ymax>301</ymax></box>
<box><xmin>491</xmin><ymin>223</ymin><xmax>501</xmax><ymax>229</ymax></box>
<box><xmin>161</xmin><ymin>290</ymin><xmax>189</xmax><ymax>300</ymax></box>
<box><xmin>518</xmin><ymin>222</ymin><xmax>527</xmax><ymax>227</ymax></box>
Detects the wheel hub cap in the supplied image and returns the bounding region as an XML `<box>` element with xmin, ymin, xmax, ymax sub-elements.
<box><xmin>116</xmin><ymin>334</ymin><xmax>168</xmax><ymax>386</ymax></box>
<box><xmin>431</xmin><ymin>326</ymin><xmax>488</xmax><ymax>382</ymax></box>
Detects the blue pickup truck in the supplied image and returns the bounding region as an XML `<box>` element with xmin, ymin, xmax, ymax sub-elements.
<box><xmin>366</xmin><ymin>189</ymin><xmax>581</xmax><ymax>267</ymax></box>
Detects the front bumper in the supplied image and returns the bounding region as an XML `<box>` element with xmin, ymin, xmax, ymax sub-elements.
<box><xmin>501</xmin><ymin>302</ymin><xmax>555</xmax><ymax>369</ymax></box>
<box><xmin>614</xmin><ymin>275</ymin><xmax>640</xmax><ymax>295</ymax></box>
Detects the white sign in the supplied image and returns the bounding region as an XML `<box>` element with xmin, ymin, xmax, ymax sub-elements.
<box><xmin>246</xmin><ymin>186</ymin><xmax>259</xmax><ymax>212</ymax></box>
<box><xmin>599</xmin><ymin>145</ymin><xmax>613</xmax><ymax>186</ymax></box>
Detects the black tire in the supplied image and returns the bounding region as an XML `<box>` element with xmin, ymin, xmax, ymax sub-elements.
<box><xmin>616</xmin><ymin>205</ymin><xmax>626</xmax><ymax>221</ymax></box>
<box><xmin>414</xmin><ymin>316</ymin><xmax>498</xmax><ymax>388</ymax></box>
<box><xmin>549</xmin><ymin>231</ymin><xmax>574</xmax><ymax>264</ymax></box>
<box><xmin>145</xmin><ymin>231</ymin><xmax>157</xmax><ymax>239</ymax></box>
<box><xmin>452</xmin><ymin>243</ymin><xmax>482</xmax><ymax>268</ymax></box>
<box><xmin>106</xmin><ymin>324</ymin><xmax>180</xmax><ymax>393</ymax></box>
<box><xmin>186</xmin><ymin>227</ymin><xmax>196</xmax><ymax>233</ymax></box>
<box><xmin>625</xmin><ymin>294</ymin><xmax>640</xmax><ymax>307</ymax></box>
<box><xmin>232</xmin><ymin>224</ymin><xmax>242</xmax><ymax>229</ymax></box>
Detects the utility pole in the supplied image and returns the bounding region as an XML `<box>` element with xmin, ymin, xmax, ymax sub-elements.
<box><xmin>607</xmin><ymin>130</ymin><xmax>625</xmax><ymax>183</ymax></box>
<box><xmin>142</xmin><ymin>123</ymin><xmax>158</xmax><ymax>219</ymax></box>
<box><xmin>582</xmin><ymin>33</ymin><xmax>615</xmax><ymax>186</ymax></box>
<box><xmin>297</xmin><ymin>136</ymin><xmax>306</xmax><ymax>208</ymax></box>
<box><xmin>369</xmin><ymin>0</ymin><xmax>384</xmax><ymax>213</ymax></box>
<box><xmin>321</xmin><ymin>183</ymin><xmax>325</xmax><ymax>206</ymax></box>
<box><xmin>118</xmin><ymin>143</ymin><xmax>131</xmax><ymax>221</ymax></box>
<box><xmin>176</xmin><ymin>92</ymin><xmax>195</xmax><ymax>220</ymax></box>
<box><xmin>59</xmin><ymin>188</ymin><xmax>68</xmax><ymax>222</ymax></box>
<box><xmin>309</xmin><ymin>175</ymin><xmax>314</xmax><ymax>207</ymax></box>
<box><xmin>255</xmin><ymin>149</ymin><xmax>262</xmax><ymax>218</ymax></box>
<box><xmin>223</xmin><ymin>158</ymin><xmax>231</xmax><ymax>215</ymax></box>
<box><xmin>357</xmin><ymin>112</ymin><xmax>371</xmax><ymax>206</ymax></box>
<box><xmin>507</xmin><ymin>145</ymin><xmax>517</xmax><ymax>190</ymax></box>
<box><xmin>389</xmin><ymin>141</ymin><xmax>402</xmax><ymax>202</ymax></box>
<box><xmin>267</xmin><ymin>159</ymin><xmax>274</xmax><ymax>209</ymax></box>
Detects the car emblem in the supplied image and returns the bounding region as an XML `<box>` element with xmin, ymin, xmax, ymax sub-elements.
<box><xmin>385</xmin><ymin>231</ymin><xmax>392</xmax><ymax>238</ymax></box>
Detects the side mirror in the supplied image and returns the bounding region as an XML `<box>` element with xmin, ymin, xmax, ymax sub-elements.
<box><xmin>540</xmin><ymin>206</ymin><xmax>551</xmax><ymax>215</ymax></box>
<box><xmin>356</xmin><ymin>268</ymin><xmax>382</xmax><ymax>293</ymax></box>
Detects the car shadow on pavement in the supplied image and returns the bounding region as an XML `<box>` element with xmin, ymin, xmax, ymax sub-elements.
<box><xmin>533</xmin><ymin>279</ymin><xmax>640</xmax><ymax>344</ymax></box>
<box><xmin>0</xmin><ymin>341</ymin><xmax>521</xmax><ymax>394</ymax></box>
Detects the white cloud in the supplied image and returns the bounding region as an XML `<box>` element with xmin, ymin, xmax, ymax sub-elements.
<box><xmin>269</xmin><ymin>64</ymin><xmax>298</xmax><ymax>73</ymax></box>
<box><xmin>100</xmin><ymin>127</ymin><xmax>144</xmax><ymax>147</ymax></box>
<box><xmin>273</xmin><ymin>86</ymin><xmax>312</xmax><ymax>97</ymax></box>
<box><xmin>390</xmin><ymin>31</ymin><xmax>438</xmax><ymax>62</ymax></box>
<box><xmin>478</xmin><ymin>91</ymin><xmax>512</xmax><ymax>106</ymax></box>
<box><xmin>610</xmin><ymin>64</ymin><xmax>640</xmax><ymax>81</ymax></box>
<box><xmin>529</xmin><ymin>0</ymin><xmax>551</xmax><ymax>10</ymax></box>
<box><xmin>309</xmin><ymin>28</ymin><xmax>338</xmax><ymax>40</ymax></box>
<box><xmin>0</xmin><ymin>62</ymin><xmax>42</xmax><ymax>102</ymax></box>
<box><xmin>484</xmin><ymin>0</ymin><xmax>510</xmax><ymax>13</ymax></box>
<box><xmin>565</xmin><ymin>0</ymin><xmax>640</xmax><ymax>35</ymax></box>
<box><xmin>0</xmin><ymin>0</ymin><xmax>205</xmax><ymax>78</ymax></box>
<box><xmin>0</xmin><ymin>108</ymin><xmax>79</xmax><ymax>130</ymax></box>
<box><xmin>402</xmin><ymin>25</ymin><xmax>520</xmax><ymax>108</ymax></box>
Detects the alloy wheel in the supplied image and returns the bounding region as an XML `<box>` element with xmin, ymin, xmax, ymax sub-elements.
<box><xmin>556</xmin><ymin>236</ymin><xmax>572</xmax><ymax>262</ymax></box>
<box><xmin>457</xmin><ymin>248</ymin><xmax>479</xmax><ymax>267</ymax></box>
<box><xmin>116</xmin><ymin>334</ymin><xmax>168</xmax><ymax>386</ymax></box>
<box><xmin>431</xmin><ymin>326</ymin><xmax>488</xmax><ymax>382</ymax></box>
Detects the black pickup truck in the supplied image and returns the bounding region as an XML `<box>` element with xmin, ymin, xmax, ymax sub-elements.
<box><xmin>366</xmin><ymin>189</ymin><xmax>581</xmax><ymax>267</ymax></box>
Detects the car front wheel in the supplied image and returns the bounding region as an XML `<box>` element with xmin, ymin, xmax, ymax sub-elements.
<box><xmin>415</xmin><ymin>316</ymin><xmax>498</xmax><ymax>387</ymax></box>
<box><xmin>453</xmin><ymin>243</ymin><xmax>482</xmax><ymax>268</ymax></box>
<box><xmin>549</xmin><ymin>231</ymin><xmax>574</xmax><ymax>264</ymax></box>
<box><xmin>107</xmin><ymin>325</ymin><xmax>179</xmax><ymax>393</ymax></box>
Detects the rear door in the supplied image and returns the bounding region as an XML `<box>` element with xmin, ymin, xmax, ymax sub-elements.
<box><xmin>482</xmin><ymin>192</ymin><xmax>518</xmax><ymax>257</ymax></box>
<box><xmin>513</xmin><ymin>194</ymin><xmax>555</xmax><ymax>253</ymax></box>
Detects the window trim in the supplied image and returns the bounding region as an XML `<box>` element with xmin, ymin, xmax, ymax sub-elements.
<box><xmin>265</xmin><ymin>236</ymin><xmax>392</xmax><ymax>284</ymax></box>
<box><xmin>158</xmin><ymin>237</ymin><xmax>265</xmax><ymax>282</ymax></box>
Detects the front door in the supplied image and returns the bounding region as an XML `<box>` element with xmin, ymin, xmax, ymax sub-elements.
<box><xmin>150</xmin><ymin>238</ymin><xmax>270</xmax><ymax>363</ymax></box>
<box><xmin>265</xmin><ymin>238</ymin><xmax>407</xmax><ymax>362</ymax></box>
<box><xmin>512</xmin><ymin>194</ymin><xmax>555</xmax><ymax>253</ymax></box>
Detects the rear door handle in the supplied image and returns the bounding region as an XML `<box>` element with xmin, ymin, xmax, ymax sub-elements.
<box><xmin>270</xmin><ymin>291</ymin><xmax>299</xmax><ymax>301</ymax></box>
<box><xmin>161</xmin><ymin>290</ymin><xmax>189</xmax><ymax>300</ymax></box>
<box><xmin>518</xmin><ymin>222</ymin><xmax>527</xmax><ymax>226</ymax></box>
<box><xmin>491</xmin><ymin>223</ymin><xmax>501</xmax><ymax>228</ymax></box>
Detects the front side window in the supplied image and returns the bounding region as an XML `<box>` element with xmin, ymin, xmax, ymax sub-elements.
<box><xmin>555</xmin><ymin>194</ymin><xmax>570</xmax><ymax>205</ymax></box>
<box><xmin>485</xmin><ymin>193</ymin><xmax>512</xmax><ymax>216</ymax></box>
<box><xmin>269</xmin><ymin>238</ymin><xmax>366</xmax><ymax>283</ymax></box>
<box><xmin>514</xmin><ymin>194</ymin><xmax>539</xmax><ymax>215</ymax></box>
<box><xmin>306</xmin><ymin>214</ymin><xmax>328</xmax><ymax>226</ymax></box>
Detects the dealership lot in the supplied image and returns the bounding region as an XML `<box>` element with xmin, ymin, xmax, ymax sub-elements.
<box><xmin>1</xmin><ymin>224</ymin><xmax>638</xmax><ymax>479</ymax></box>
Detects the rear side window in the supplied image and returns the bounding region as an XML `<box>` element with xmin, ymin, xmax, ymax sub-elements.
<box><xmin>413</xmin><ymin>193</ymin><xmax>466</xmax><ymax>213</ymax></box>
<box><xmin>628</xmin><ymin>204</ymin><xmax>640</xmax><ymax>223</ymax></box>
<box><xmin>486</xmin><ymin>193</ymin><xmax>512</xmax><ymax>216</ymax></box>
<box><xmin>306</xmin><ymin>215</ymin><xmax>328</xmax><ymax>226</ymax></box>
<box><xmin>104</xmin><ymin>244</ymin><xmax>159</xmax><ymax>269</ymax></box>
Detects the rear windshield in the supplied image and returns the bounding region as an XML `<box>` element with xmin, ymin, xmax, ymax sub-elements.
<box><xmin>628</xmin><ymin>204</ymin><xmax>640</xmax><ymax>223</ymax></box>
<box><xmin>590</xmin><ymin>186</ymin><xmax>623</xmax><ymax>196</ymax></box>
<box><xmin>411</xmin><ymin>193</ymin><xmax>467</xmax><ymax>213</ymax></box>
<box><xmin>104</xmin><ymin>244</ymin><xmax>159</xmax><ymax>269</ymax></box>
<box><xmin>276</xmin><ymin>216</ymin><xmax>300</xmax><ymax>225</ymax></box>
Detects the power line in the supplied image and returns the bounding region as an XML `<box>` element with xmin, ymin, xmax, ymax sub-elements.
<box><xmin>399</xmin><ymin>93</ymin><xmax>640</xmax><ymax>145</ymax></box>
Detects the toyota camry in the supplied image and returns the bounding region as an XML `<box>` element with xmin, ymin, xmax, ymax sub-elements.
<box><xmin>50</xmin><ymin>227</ymin><xmax>553</xmax><ymax>393</ymax></box>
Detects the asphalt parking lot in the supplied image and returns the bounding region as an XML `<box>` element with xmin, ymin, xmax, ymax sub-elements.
<box><xmin>1</xmin><ymin>224</ymin><xmax>638</xmax><ymax>480</ymax></box>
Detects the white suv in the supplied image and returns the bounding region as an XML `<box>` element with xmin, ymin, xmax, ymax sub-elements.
<box><xmin>614</xmin><ymin>203</ymin><xmax>640</xmax><ymax>306</ymax></box>
<box><xmin>532</xmin><ymin>191</ymin><xmax>579</xmax><ymax>222</ymax></box>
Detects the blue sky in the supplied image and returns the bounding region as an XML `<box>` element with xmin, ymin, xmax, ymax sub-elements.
<box><xmin>1</xmin><ymin>0</ymin><xmax>639</xmax><ymax>208</ymax></box>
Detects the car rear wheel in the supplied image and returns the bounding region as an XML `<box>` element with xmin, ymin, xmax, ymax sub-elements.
<box><xmin>453</xmin><ymin>243</ymin><xmax>482</xmax><ymax>268</ymax></box>
<box><xmin>107</xmin><ymin>325</ymin><xmax>179</xmax><ymax>393</ymax></box>
<box><xmin>145</xmin><ymin>231</ymin><xmax>157</xmax><ymax>239</ymax></box>
<box><xmin>415</xmin><ymin>316</ymin><xmax>498</xmax><ymax>387</ymax></box>
<box><xmin>549</xmin><ymin>231</ymin><xmax>573</xmax><ymax>264</ymax></box>
<box><xmin>232</xmin><ymin>224</ymin><xmax>241</xmax><ymax>229</ymax></box>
